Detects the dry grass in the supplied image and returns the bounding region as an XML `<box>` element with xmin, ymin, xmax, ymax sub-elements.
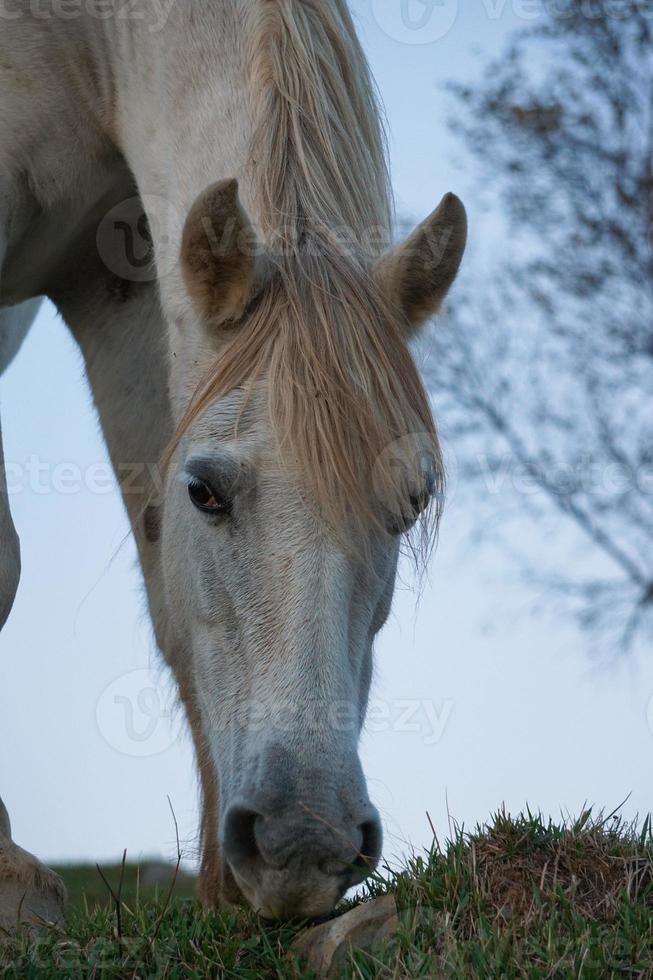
<box><xmin>468</xmin><ymin>809</ymin><xmax>653</xmax><ymax>925</ymax></box>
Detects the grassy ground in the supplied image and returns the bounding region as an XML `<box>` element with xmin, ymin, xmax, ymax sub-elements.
<box><xmin>1</xmin><ymin>808</ymin><xmax>652</xmax><ymax>978</ymax></box>
<box><xmin>50</xmin><ymin>860</ymin><xmax>197</xmax><ymax>912</ymax></box>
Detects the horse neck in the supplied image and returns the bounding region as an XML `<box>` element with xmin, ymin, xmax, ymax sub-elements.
<box><xmin>79</xmin><ymin>4</ymin><xmax>262</xmax><ymax>419</ymax></box>
<box><xmin>104</xmin><ymin>5</ymin><xmax>257</xmax><ymax>319</ymax></box>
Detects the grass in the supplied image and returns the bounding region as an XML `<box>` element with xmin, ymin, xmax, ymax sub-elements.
<box><xmin>1</xmin><ymin>808</ymin><xmax>652</xmax><ymax>978</ymax></box>
<box><xmin>49</xmin><ymin>859</ymin><xmax>197</xmax><ymax>912</ymax></box>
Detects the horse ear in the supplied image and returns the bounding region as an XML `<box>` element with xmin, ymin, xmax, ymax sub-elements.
<box><xmin>181</xmin><ymin>179</ymin><xmax>266</xmax><ymax>325</ymax></box>
<box><xmin>375</xmin><ymin>193</ymin><xmax>467</xmax><ymax>335</ymax></box>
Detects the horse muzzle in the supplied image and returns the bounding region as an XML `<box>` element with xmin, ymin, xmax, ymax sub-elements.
<box><xmin>221</xmin><ymin>793</ymin><xmax>383</xmax><ymax>920</ymax></box>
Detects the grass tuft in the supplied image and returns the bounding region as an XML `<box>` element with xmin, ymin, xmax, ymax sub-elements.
<box><xmin>2</xmin><ymin>808</ymin><xmax>652</xmax><ymax>978</ymax></box>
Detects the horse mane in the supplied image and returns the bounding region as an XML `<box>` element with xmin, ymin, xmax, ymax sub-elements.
<box><xmin>246</xmin><ymin>0</ymin><xmax>392</xmax><ymax>246</ymax></box>
<box><xmin>176</xmin><ymin>0</ymin><xmax>443</xmax><ymax>552</ymax></box>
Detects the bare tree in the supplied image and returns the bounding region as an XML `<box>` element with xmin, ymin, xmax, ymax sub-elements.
<box><xmin>427</xmin><ymin>5</ymin><xmax>653</xmax><ymax>649</ymax></box>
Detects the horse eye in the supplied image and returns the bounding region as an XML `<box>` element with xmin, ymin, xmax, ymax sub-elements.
<box><xmin>188</xmin><ymin>478</ymin><xmax>229</xmax><ymax>516</ymax></box>
<box><xmin>409</xmin><ymin>488</ymin><xmax>431</xmax><ymax>516</ymax></box>
<box><xmin>388</xmin><ymin>476</ymin><xmax>435</xmax><ymax>536</ymax></box>
<box><xmin>411</xmin><ymin>472</ymin><xmax>437</xmax><ymax>516</ymax></box>
<box><xmin>389</xmin><ymin>510</ymin><xmax>420</xmax><ymax>536</ymax></box>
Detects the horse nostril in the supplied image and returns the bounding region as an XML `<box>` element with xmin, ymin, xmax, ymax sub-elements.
<box><xmin>353</xmin><ymin>817</ymin><xmax>383</xmax><ymax>870</ymax></box>
<box><xmin>222</xmin><ymin>806</ymin><xmax>262</xmax><ymax>867</ymax></box>
<box><xmin>332</xmin><ymin>816</ymin><xmax>384</xmax><ymax>886</ymax></box>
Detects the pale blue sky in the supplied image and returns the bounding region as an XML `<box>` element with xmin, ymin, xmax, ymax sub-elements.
<box><xmin>1</xmin><ymin>1</ymin><xmax>652</xmax><ymax>870</ymax></box>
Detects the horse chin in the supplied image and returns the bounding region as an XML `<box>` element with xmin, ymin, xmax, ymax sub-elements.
<box><xmin>228</xmin><ymin>862</ymin><xmax>346</xmax><ymax>922</ymax></box>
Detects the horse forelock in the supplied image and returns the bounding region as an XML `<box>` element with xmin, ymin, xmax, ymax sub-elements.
<box><xmin>175</xmin><ymin>250</ymin><xmax>443</xmax><ymax>558</ymax></box>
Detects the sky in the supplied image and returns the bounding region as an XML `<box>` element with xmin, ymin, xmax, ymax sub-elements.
<box><xmin>2</xmin><ymin>1</ymin><xmax>653</xmax><ymax>874</ymax></box>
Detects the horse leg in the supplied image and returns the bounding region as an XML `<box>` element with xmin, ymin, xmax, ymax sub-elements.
<box><xmin>0</xmin><ymin>421</ymin><xmax>19</xmax><ymax>635</ymax></box>
<box><xmin>0</xmin><ymin>801</ymin><xmax>66</xmax><ymax>935</ymax></box>
<box><xmin>53</xmin><ymin>255</ymin><xmax>224</xmax><ymax>908</ymax></box>
<box><xmin>0</xmin><ymin>302</ymin><xmax>66</xmax><ymax>932</ymax></box>
<box><xmin>0</xmin><ymin>298</ymin><xmax>41</xmax><ymax>627</ymax></box>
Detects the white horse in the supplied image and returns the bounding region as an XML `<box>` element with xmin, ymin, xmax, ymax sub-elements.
<box><xmin>0</xmin><ymin>0</ymin><xmax>466</xmax><ymax>926</ymax></box>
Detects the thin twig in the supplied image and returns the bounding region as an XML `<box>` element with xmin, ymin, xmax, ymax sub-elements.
<box><xmin>151</xmin><ymin>796</ymin><xmax>183</xmax><ymax>941</ymax></box>
<box><xmin>96</xmin><ymin>851</ymin><xmax>126</xmax><ymax>948</ymax></box>
<box><xmin>426</xmin><ymin>811</ymin><xmax>437</xmax><ymax>840</ymax></box>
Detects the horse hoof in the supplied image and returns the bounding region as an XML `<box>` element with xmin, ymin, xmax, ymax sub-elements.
<box><xmin>0</xmin><ymin>838</ymin><xmax>65</xmax><ymax>937</ymax></box>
